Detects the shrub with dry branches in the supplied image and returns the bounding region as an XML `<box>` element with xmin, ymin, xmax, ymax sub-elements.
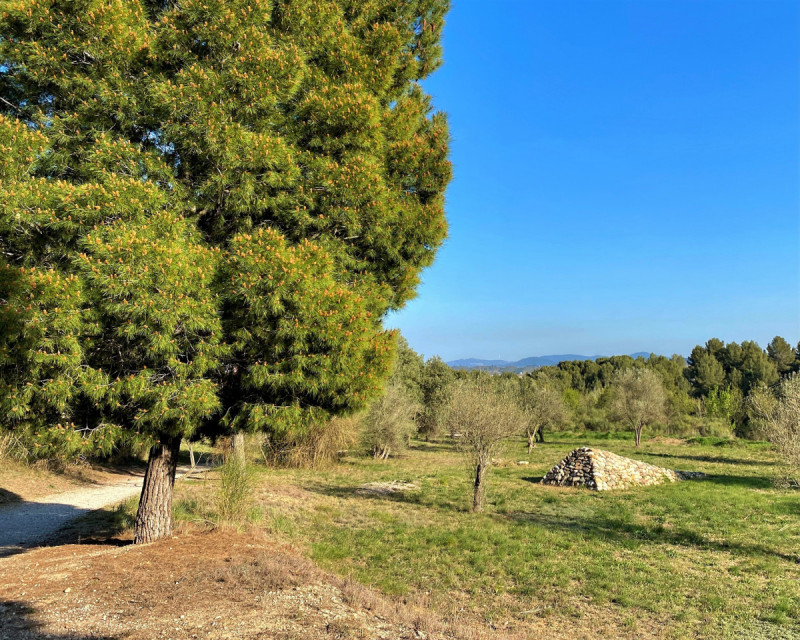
<box><xmin>444</xmin><ymin>379</ymin><xmax>529</xmax><ymax>512</ymax></box>
<box><xmin>518</xmin><ymin>380</ymin><xmax>569</xmax><ymax>451</ymax></box>
<box><xmin>750</xmin><ymin>374</ymin><xmax>800</xmax><ymax>481</ymax></box>
<box><xmin>263</xmin><ymin>416</ymin><xmax>360</xmax><ymax>469</ymax></box>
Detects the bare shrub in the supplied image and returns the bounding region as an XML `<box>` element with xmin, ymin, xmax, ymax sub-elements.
<box><xmin>750</xmin><ymin>375</ymin><xmax>800</xmax><ymax>481</ymax></box>
<box><xmin>518</xmin><ymin>380</ymin><xmax>569</xmax><ymax>451</ymax></box>
<box><xmin>444</xmin><ymin>379</ymin><xmax>529</xmax><ymax>512</ymax></box>
<box><xmin>609</xmin><ymin>368</ymin><xmax>667</xmax><ymax>446</ymax></box>
<box><xmin>361</xmin><ymin>383</ymin><xmax>419</xmax><ymax>459</ymax></box>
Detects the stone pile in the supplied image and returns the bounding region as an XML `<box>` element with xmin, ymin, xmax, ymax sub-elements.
<box><xmin>541</xmin><ymin>447</ymin><xmax>703</xmax><ymax>491</ymax></box>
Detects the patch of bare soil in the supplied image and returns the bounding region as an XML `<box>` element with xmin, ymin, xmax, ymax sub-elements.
<box><xmin>0</xmin><ymin>529</ymin><xmax>497</xmax><ymax>640</ymax></box>
<box><xmin>647</xmin><ymin>437</ymin><xmax>686</xmax><ymax>446</ymax></box>
<box><xmin>356</xmin><ymin>481</ymin><xmax>419</xmax><ymax>496</ymax></box>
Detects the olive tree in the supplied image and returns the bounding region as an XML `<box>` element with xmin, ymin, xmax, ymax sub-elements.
<box><xmin>361</xmin><ymin>383</ymin><xmax>419</xmax><ymax>460</ymax></box>
<box><xmin>609</xmin><ymin>368</ymin><xmax>666</xmax><ymax>447</ymax></box>
<box><xmin>444</xmin><ymin>379</ymin><xmax>528</xmax><ymax>512</ymax></box>
<box><xmin>518</xmin><ymin>379</ymin><xmax>569</xmax><ymax>451</ymax></box>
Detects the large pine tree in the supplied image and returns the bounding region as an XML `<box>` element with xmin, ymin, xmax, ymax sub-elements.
<box><xmin>0</xmin><ymin>0</ymin><xmax>451</xmax><ymax>542</ymax></box>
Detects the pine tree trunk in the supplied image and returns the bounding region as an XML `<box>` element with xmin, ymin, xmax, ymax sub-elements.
<box><xmin>232</xmin><ymin>432</ymin><xmax>245</xmax><ymax>467</ymax></box>
<box><xmin>472</xmin><ymin>459</ymin><xmax>488</xmax><ymax>512</ymax></box>
<box><xmin>134</xmin><ymin>434</ymin><xmax>182</xmax><ymax>544</ymax></box>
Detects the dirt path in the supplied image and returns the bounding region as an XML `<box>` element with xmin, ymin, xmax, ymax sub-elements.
<box><xmin>0</xmin><ymin>465</ymin><xmax>200</xmax><ymax>556</ymax></box>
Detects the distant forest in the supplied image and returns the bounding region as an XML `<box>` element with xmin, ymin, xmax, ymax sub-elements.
<box><xmin>394</xmin><ymin>336</ymin><xmax>798</xmax><ymax>440</ymax></box>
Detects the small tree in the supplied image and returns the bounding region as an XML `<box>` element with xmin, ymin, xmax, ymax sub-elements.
<box><xmin>518</xmin><ymin>380</ymin><xmax>569</xmax><ymax>451</ymax></box>
<box><xmin>609</xmin><ymin>369</ymin><xmax>666</xmax><ymax>447</ymax></box>
<box><xmin>361</xmin><ymin>383</ymin><xmax>419</xmax><ymax>460</ymax></box>
<box><xmin>444</xmin><ymin>379</ymin><xmax>528</xmax><ymax>512</ymax></box>
<box><xmin>750</xmin><ymin>375</ymin><xmax>800</xmax><ymax>478</ymax></box>
<box><xmin>417</xmin><ymin>356</ymin><xmax>456</xmax><ymax>440</ymax></box>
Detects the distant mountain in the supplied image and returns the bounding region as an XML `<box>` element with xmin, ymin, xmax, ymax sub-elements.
<box><xmin>512</xmin><ymin>354</ymin><xmax>601</xmax><ymax>368</ymax></box>
<box><xmin>446</xmin><ymin>358</ymin><xmax>513</xmax><ymax>369</ymax></box>
<box><xmin>447</xmin><ymin>352</ymin><xmax>655</xmax><ymax>371</ymax></box>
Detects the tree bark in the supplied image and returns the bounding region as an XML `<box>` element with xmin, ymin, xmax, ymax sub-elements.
<box><xmin>231</xmin><ymin>432</ymin><xmax>245</xmax><ymax>467</ymax></box>
<box><xmin>134</xmin><ymin>434</ymin><xmax>182</xmax><ymax>544</ymax></box>
<box><xmin>535</xmin><ymin>426</ymin><xmax>544</xmax><ymax>443</ymax></box>
<box><xmin>527</xmin><ymin>431</ymin><xmax>535</xmax><ymax>453</ymax></box>
<box><xmin>634</xmin><ymin>425</ymin><xmax>643</xmax><ymax>447</ymax></box>
<box><xmin>472</xmin><ymin>459</ymin><xmax>488</xmax><ymax>512</ymax></box>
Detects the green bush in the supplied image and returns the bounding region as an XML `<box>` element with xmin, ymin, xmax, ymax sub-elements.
<box><xmin>361</xmin><ymin>383</ymin><xmax>419</xmax><ymax>459</ymax></box>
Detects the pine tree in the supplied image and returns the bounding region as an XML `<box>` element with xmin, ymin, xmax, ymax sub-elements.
<box><xmin>767</xmin><ymin>336</ymin><xmax>795</xmax><ymax>375</ymax></box>
<box><xmin>0</xmin><ymin>0</ymin><xmax>451</xmax><ymax>542</ymax></box>
<box><xmin>685</xmin><ymin>346</ymin><xmax>725</xmax><ymax>397</ymax></box>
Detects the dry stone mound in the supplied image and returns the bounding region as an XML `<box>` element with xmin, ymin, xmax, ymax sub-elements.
<box><xmin>541</xmin><ymin>447</ymin><xmax>702</xmax><ymax>490</ymax></box>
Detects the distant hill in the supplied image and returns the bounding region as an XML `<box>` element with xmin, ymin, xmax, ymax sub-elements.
<box><xmin>447</xmin><ymin>352</ymin><xmax>654</xmax><ymax>372</ymax></box>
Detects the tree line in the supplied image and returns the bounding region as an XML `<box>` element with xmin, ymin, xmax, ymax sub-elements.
<box><xmin>368</xmin><ymin>335</ymin><xmax>799</xmax><ymax>454</ymax></box>
<box><xmin>526</xmin><ymin>336</ymin><xmax>798</xmax><ymax>436</ymax></box>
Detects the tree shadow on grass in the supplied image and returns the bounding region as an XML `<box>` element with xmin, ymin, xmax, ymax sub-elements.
<box><xmin>303</xmin><ymin>482</ymin><xmax>424</xmax><ymax>505</ymax></box>
<box><xmin>0</xmin><ymin>600</ymin><xmax>118</xmax><ymax>639</ymax></box>
<box><xmin>407</xmin><ymin>441</ymin><xmax>456</xmax><ymax>454</ymax></box>
<box><xmin>644</xmin><ymin>452</ymin><xmax>778</xmax><ymax>467</ymax></box>
<box><xmin>303</xmin><ymin>481</ymin><xmax>472</xmax><ymax>513</ymax></box>
<box><xmin>697</xmin><ymin>474</ymin><xmax>775</xmax><ymax>489</ymax></box>
<box><xmin>505</xmin><ymin>508</ymin><xmax>800</xmax><ymax>564</ymax></box>
<box><xmin>525</xmin><ymin>471</ymin><xmax>771</xmax><ymax>491</ymax></box>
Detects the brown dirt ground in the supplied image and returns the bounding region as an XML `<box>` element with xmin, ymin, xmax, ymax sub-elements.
<box><xmin>0</xmin><ymin>528</ymin><xmax>488</xmax><ymax>640</ymax></box>
<box><xmin>0</xmin><ymin>523</ymin><xmax>674</xmax><ymax>640</ymax></box>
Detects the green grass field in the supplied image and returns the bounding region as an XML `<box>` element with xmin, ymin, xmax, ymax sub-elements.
<box><xmin>217</xmin><ymin>433</ymin><xmax>800</xmax><ymax>639</ymax></box>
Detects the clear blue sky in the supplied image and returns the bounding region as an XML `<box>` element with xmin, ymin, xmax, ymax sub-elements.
<box><xmin>387</xmin><ymin>0</ymin><xmax>800</xmax><ymax>362</ymax></box>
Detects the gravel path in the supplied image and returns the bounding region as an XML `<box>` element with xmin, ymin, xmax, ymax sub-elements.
<box><xmin>0</xmin><ymin>465</ymin><xmax>199</xmax><ymax>556</ymax></box>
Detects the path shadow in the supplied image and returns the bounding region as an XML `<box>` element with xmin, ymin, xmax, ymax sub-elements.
<box><xmin>0</xmin><ymin>600</ymin><xmax>118</xmax><ymax>639</ymax></box>
<box><xmin>0</xmin><ymin>501</ymin><xmax>134</xmax><ymax>559</ymax></box>
<box><xmin>505</xmin><ymin>511</ymin><xmax>800</xmax><ymax>564</ymax></box>
<box><xmin>0</xmin><ymin>487</ymin><xmax>22</xmax><ymax>507</ymax></box>
<box><xmin>0</xmin><ymin>502</ymin><xmax>94</xmax><ymax>558</ymax></box>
